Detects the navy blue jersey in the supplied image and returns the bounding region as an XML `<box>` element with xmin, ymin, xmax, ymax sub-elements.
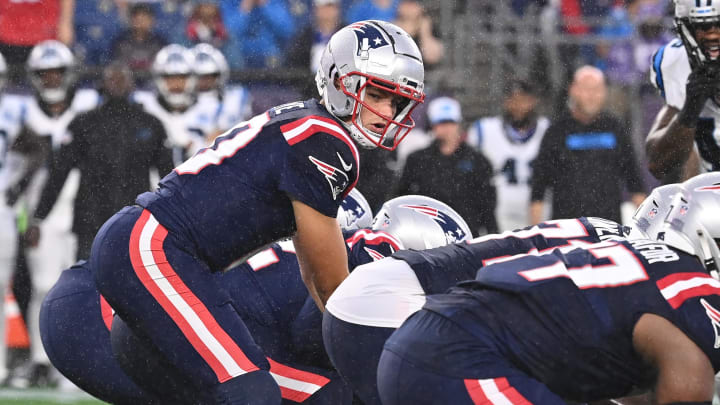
<box><xmin>394</xmin><ymin>216</ymin><xmax>628</xmax><ymax>294</ymax></box>
<box><xmin>418</xmin><ymin>238</ymin><xmax>720</xmax><ymax>401</ymax></box>
<box><xmin>136</xmin><ymin>100</ymin><xmax>360</xmax><ymax>270</ymax></box>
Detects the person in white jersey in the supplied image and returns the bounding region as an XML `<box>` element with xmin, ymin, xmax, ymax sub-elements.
<box><xmin>466</xmin><ymin>79</ymin><xmax>550</xmax><ymax>231</ymax></box>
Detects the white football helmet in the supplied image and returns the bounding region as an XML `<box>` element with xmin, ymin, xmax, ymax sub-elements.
<box><xmin>371</xmin><ymin>195</ymin><xmax>472</xmax><ymax>250</ymax></box>
<box><xmin>316</xmin><ymin>20</ymin><xmax>425</xmax><ymax>151</ymax></box>
<box><xmin>152</xmin><ymin>44</ymin><xmax>197</xmax><ymax>109</ymax></box>
<box><xmin>191</xmin><ymin>43</ymin><xmax>229</xmax><ymax>95</ymax></box>
<box><xmin>630</xmin><ymin>183</ymin><xmax>684</xmax><ymax>240</ymax></box>
<box><xmin>674</xmin><ymin>0</ymin><xmax>720</xmax><ymax>66</ymax></box>
<box><xmin>337</xmin><ymin>188</ymin><xmax>373</xmax><ymax>231</ymax></box>
<box><xmin>660</xmin><ymin>173</ymin><xmax>720</xmax><ymax>275</ymax></box>
<box><xmin>26</xmin><ymin>40</ymin><xmax>77</xmax><ymax>104</ymax></box>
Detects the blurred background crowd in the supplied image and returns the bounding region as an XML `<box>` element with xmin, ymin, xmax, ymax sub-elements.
<box><xmin>0</xmin><ymin>0</ymin><xmax>675</xmax><ymax>394</ymax></box>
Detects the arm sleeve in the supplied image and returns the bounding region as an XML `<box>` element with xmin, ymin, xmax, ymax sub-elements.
<box><xmin>34</xmin><ymin>119</ymin><xmax>83</xmax><ymax>220</ymax></box>
<box><xmin>530</xmin><ymin>124</ymin><xmax>558</xmax><ymax>202</ymax></box>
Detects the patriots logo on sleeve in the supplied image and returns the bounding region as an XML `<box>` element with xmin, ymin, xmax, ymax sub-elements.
<box><xmin>309</xmin><ymin>155</ymin><xmax>349</xmax><ymax>200</ymax></box>
<box><xmin>350</xmin><ymin>22</ymin><xmax>390</xmax><ymax>55</ymax></box>
<box><xmin>400</xmin><ymin>204</ymin><xmax>467</xmax><ymax>243</ymax></box>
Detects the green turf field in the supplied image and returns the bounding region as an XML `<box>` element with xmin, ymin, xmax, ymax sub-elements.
<box><xmin>0</xmin><ymin>388</ymin><xmax>106</xmax><ymax>404</ymax></box>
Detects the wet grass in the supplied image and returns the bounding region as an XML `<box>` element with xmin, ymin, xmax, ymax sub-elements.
<box><xmin>0</xmin><ymin>388</ymin><xmax>106</xmax><ymax>404</ymax></box>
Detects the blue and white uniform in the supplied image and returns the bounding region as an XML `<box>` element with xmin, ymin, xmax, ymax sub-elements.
<box><xmin>466</xmin><ymin>116</ymin><xmax>550</xmax><ymax>231</ymax></box>
<box><xmin>379</xmin><ymin>238</ymin><xmax>720</xmax><ymax>404</ymax></box>
<box><xmin>89</xmin><ymin>99</ymin><xmax>359</xmax><ymax>402</ymax></box>
<box><xmin>197</xmin><ymin>85</ymin><xmax>253</xmax><ymax>134</ymax></box>
<box><xmin>650</xmin><ymin>37</ymin><xmax>720</xmax><ymax>171</ymax></box>
<box><xmin>132</xmin><ymin>90</ymin><xmax>218</xmax><ymax>163</ymax></box>
<box><xmin>22</xmin><ymin>88</ymin><xmax>100</xmax><ymax>367</ymax></box>
<box><xmin>323</xmin><ymin>216</ymin><xmax>628</xmax><ymax>405</ymax></box>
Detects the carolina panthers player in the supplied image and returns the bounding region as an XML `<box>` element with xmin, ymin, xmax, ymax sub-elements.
<box><xmin>6</xmin><ymin>40</ymin><xmax>100</xmax><ymax>386</ymax></box>
<box><xmin>90</xmin><ymin>20</ymin><xmax>424</xmax><ymax>404</ymax></box>
<box><xmin>0</xmin><ymin>51</ymin><xmax>32</xmax><ymax>380</ymax></box>
<box><xmin>323</xmin><ymin>182</ymin><xmax>695</xmax><ymax>405</ymax></box>
<box><xmin>133</xmin><ymin>44</ymin><xmax>217</xmax><ymax>164</ymax></box>
<box><xmin>647</xmin><ymin>0</ymin><xmax>720</xmax><ymax>181</ymax></box>
<box><xmin>191</xmin><ymin>43</ymin><xmax>253</xmax><ymax>139</ymax></box>
<box><xmin>466</xmin><ymin>80</ymin><xmax>550</xmax><ymax>231</ymax></box>
<box><xmin>377</xmin><ymin>174</ymin><xmax>720</xmax><ymax>404</ymax></box>
<box><xmin>40</xmin><ymin>190</ymin><xmax>399</xmax><ymax>404</ymax></box>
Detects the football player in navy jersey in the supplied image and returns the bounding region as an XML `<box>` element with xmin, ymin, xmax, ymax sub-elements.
<box><xmin>322</xmin><ymin>174</ymin><xmax>708</xmax><ymax>405</ymax></box>
<box><xmin>39</xmin><ymin>191</ymin><xmax>443</xmax><ymax>404</ymax></box>
<box><xmin>376</xmin><ymin>173</ymin><xmax>720</xmax><ymax>405</ymax></box>
<box><xmin>90</xmin><ymin>19</ymin><xmax>424</xmax><ymax>404</ymax></box>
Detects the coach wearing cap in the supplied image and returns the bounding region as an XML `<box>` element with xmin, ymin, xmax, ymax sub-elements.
<box><xmin>393</xmin><ymin>96</ymin><xmax>498</xmax><ymax>235</ymax></box>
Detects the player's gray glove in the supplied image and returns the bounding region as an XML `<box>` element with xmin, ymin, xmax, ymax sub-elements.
<box><xmin>677</xmin><ymin>64</ymin><xmax>720</xmax><ymax>128</ymax></box>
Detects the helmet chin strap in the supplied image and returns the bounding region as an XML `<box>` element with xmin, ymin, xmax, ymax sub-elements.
<box><xmin>698</xmin><ymin>229</ymin><xmax>719</xmax><ymax>274</ymax></box>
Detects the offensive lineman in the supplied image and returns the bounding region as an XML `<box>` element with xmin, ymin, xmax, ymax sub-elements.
<box><xmin>647</xmin><ymin>0</ymin><xmax>720</xmax><ymax>181</ymax></box>
<box><xmin>377</xmin><ymin>178</ymin><xmax>720</xmax><ymax>404</ymax></box>
<box><xmin>89</xmin><ymin>20</ymin><xmax>425</xmax><ymax>404</ymax></box>
<box><xmin>323</xmin><ymin>175</ymin><xmax>699</xmax><ymax>405</ymax></box>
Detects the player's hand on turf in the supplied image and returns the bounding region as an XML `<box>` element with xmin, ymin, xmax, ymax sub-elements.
<box><xmin>678</xmin><ymin>64</ymin><xmax>720</xmax><ymax>127</ymax></box>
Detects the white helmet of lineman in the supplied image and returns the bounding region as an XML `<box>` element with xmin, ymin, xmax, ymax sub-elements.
<box><xmin>26</xmin><ymin>40</ymin><xmax>77</xmax><ymax>104</ymax></box>
<box><xmin>660</xmin><ymin>173</ymin><xmax>720</xmax><ymax>275</ymax></box>
<box><xmin>371</xmin><ymin>195</ymin><xmax>472</xmax><ymax>250</ymax></box>
<box><xmin>630</xmin><ymin>183</ymin><xmax>685</xmax><ymax>240</ymax></box>
<box><xmin>152</xmin><ymin>44</ymin><xmax>197</xmax><ymax>109</ymax></box>
<box><xmin>191</xmin><ymin>43</ymin><xmax>229</xmax><ymax>95</ymax></box>
<box><xmin>316</xmin><ymin>20</ymin><xmax>425</xmax><ymax>150</ymax></box>
<box><xmin>0</xmin><ymin>51</ymin><xmax>6</xmax><ymax>92</ymax></box>
<box><xmin>674</xmin><ymin>0</ymin><xmax>720</xmax><ymax>66</ymax></box>
<box><xmin>337</xmin><ymin>188</ymin><xmax>373</xmax><ymax>231</ymax></box>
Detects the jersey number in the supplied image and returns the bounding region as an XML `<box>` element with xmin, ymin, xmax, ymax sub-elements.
<box><xmin>499</xmin><ymin>158</ymin><xmax>535</xmax><ymax>185</ymax></box>
<box><xmin>175</xmin><ymin>113</ymin><xmax>270</xmax><ymax>175</ymax></box>
<box><xmin>519</xmin><ymin>241</ymin><xmax>649</xmax><ymax>289</ymax></box>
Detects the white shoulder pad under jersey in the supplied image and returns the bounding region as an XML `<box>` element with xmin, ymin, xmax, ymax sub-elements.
<box><xmin>650</xmin><ymin>38</ymin><xmax>690</xmax><ymax>110</ymax></box>
<box><xmin>23</xmin><ymin>88</ymin><xmax>100</xmax><ymax>148</ymax></box>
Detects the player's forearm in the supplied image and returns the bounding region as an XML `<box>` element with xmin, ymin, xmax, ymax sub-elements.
<box><xmin>646</xmin><ymin>122</ymin><xmax>695</xmax><ymax>179</ymax></box>
<box><xmin>295</xmin><ymin>244</ymin><xmax>348</xmax><ymax>309</ymax></box>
